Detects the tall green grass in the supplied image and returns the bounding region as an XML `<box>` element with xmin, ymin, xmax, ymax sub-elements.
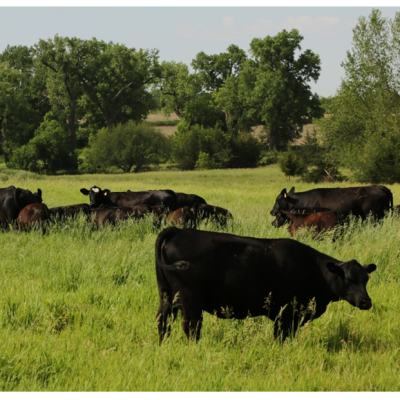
<box><xmin>1</xmin><ymin>165</ymin><xmax>400</xmax><ymax>390</ymax></box>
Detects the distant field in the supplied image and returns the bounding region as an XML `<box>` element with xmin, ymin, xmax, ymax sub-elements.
<box><xmin>146</xmin><ymin>112</ymin><xmax>316</xmax><ymax>141</ymax></box>
<box><xmin>1</xmin><ymin>166</ymin><xmax>400</xmax><ymax>390</ymax></box>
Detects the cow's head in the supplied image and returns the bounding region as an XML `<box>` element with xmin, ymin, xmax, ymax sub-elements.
<box><xmin>271</xmin><ymin>211</ymin><xmax>290</xmax><ymax>228</ymax></box>
<box><xmin>326</xmin><ymin>259</ymin><xmax>376</xmax><ymax>310</ymax></box>
<box><xmin>80</xmin><ymin>186</ymin><xmax>111</xmax><ymax>208</ymax></box>
<box><xmin>270</xmin><ymin>187</ymin><xmax>297</xmax><ymax>216</ymax></box>
<box><xmin>14</xmin><ymin>188</ymin><xmax>43</xmax><ymax>210</ymax></box>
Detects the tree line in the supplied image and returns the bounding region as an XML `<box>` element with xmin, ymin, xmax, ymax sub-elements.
<box><xmin>1</xmin><ymin>9</ymin><xmax>400</xmax><ymax>183</ymax></box>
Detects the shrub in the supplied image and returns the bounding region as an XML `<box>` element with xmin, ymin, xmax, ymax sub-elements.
<box><xmin>10</xmin><ymin>119</ymin><xmax>75</xmax><ymax>174</ymax></box>
<box><xmin>85</xmin><ymin>121</ymin><xmax>170</xmax><ymax>173</ymax></box>
<box><xmin>195</xmin><ymin>152</ymin><xmax>218</xmax><ymax>170</ymax></box>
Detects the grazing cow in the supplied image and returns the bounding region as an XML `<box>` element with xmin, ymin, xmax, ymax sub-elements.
<box><xmin>272</xmin><ymin>210</ymin><xmax>339</xmax><ymax>236</ymax></box>
<box><xmin>175</xmin><ymin>192</ymin><xmax>207</xmax><ymax>209</ymax></box>
<box><xmin>270</xmin><ymin>185</ymin><xmax>393</xmax><ymax>220</ymax></box>
<box><xmin>90</xmin><ymin>205</ymin><xmax>151</xmax><ymax>227</ymax></box>
<box><xmin>166</xmin><ymin>207</ymin><xmax>196</xmax><ymax>228</ymax></box>
<box><xmin>155</xmin><ymin>227</ymin><xmax>376</xmax><ymax>343</ymax></box>
<box><xmin>0</xmin><ymin>186</ymin><xmax>43</xmax><ymax>230</ymax></box>
<box><xmin>16</xmin><ymin>203</ymin><xmax>51</xmax><ymax>233</ymax></box>
<box><xmin>191</xmin><ymin>203</ymin><xmax>233</xmax><ymax>227</ymax></box>
<box><xmin>49</xmin><ymin>203</ymin><xmax>90</xmax><ymax>220</ymax></box>
<box><xmin>80</xmin><ymin>186</ymin><xmax>177</xmax><ymax>211</ymax></box>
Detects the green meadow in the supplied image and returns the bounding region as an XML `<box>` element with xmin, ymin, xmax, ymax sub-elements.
<box><xmin>1</xmin><ymin>165</ymin><xmax>400</xmax><ymax>391</ymax></box>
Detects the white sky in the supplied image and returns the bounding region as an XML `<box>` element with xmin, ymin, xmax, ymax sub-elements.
<box><xmin>1</xmin><ymin>1</ymin><xmax>400</xmax><ymax>97</ymax></box>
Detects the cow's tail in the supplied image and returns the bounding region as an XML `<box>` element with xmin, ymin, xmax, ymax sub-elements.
<box><xmin>380</xmin><ymin>186</ymin><xmax>393</xmax><ymax>211</ymax></box>
<box><xmin>155</xmin><ymin>227</ymin><xmax>191</xmax><ymax>271</ymax></box>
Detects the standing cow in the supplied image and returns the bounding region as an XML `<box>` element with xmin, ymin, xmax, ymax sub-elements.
<box><xmin>155</xmin><ymin>227</ymin><xmax>376</xmax><ymax>343</ymax></box>
<box><xmin>0</xmin><ymin>186</ymin><xmax>43</xmax><ymax>230</ymax></box>
<box><xmin>270</xmin><ymin>186</ymin><xmax>393</xmax><ymax>220</ymax></box>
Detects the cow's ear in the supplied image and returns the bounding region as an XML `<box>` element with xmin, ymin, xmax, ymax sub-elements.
<box><xmin>289</xmin><ymin>187</ymin><xmax>295</xmax><ymax>194</ymax></box>
<box><xmin>37</xmin><ymin>188</ymin><xmax>42</xmax><ymax>198</ymax></box>
<box><xmin>326</xmin><ymin>262</ymin><xmax>343</xmax><ymax>276</ymax></box>
<box><xmin>364</xmin><ymin>264</ymin><xmax>377</xmax><ymax>273</ymax></box>
<box><xmin>80</xmin><ymin>188</ymin><xmax>90</xmax><ymax>196</ymax></box>
<box><xmin>103</xmin><ymin>189</ymin><xmax>111</xmax><ymax>196</ymax></box>
<box><xmin>280</xmin><ymin>188</ymin><xmax>287</xmax><ymax>197</ymax></box>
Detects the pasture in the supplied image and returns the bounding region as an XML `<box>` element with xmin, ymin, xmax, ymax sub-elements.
<box><xmin>1</xmin><ymin>165</ymin><xmax>400</xmax><ymax>391</ymax></box>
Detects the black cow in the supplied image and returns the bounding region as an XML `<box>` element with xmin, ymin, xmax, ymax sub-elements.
<box><xmin>270</xmin><ymin>186</ymin><xmax>393</xmax><ymax>220</ymax></box>
<box><xmin>0</xmin><ymin>186</ymin><xmax>43</xmax><ymax>230</ymax></box>
<box><xmin>80</xmin><ymin>186</ymin><xmax>177</xmax><ymax>211</ymax></box>
<box><xmin>175</xmin><ymin>192</ymin><xmax>207</xmax><ymax>209</ymax></box>
<box><xmin>49</xmin><ymin>203</ymin><xmax>91</xmax><ymax>220</ymax></box>
<box><xmin>155</xmin><ymin>227</ymin><xmax>376</xmax><ymax>343</ymax></box>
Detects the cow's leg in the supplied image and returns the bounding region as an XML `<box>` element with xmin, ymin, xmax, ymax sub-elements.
<box><xmin>273</xmin><ymin>306</ymin><xmax>301</xmax><ymax>342</ymax></box>
<box><xmin>156</xmin><ymin>291</ymin><xmax>177</xmax><ymax>344</ymax></box>
<box><xmin>181</xmin><ymin>306</ymin><xmax>203</xmax><ymax>342</ymax></box>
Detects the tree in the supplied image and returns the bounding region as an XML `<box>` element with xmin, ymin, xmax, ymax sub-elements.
<box><xmin>10</xmin><ymin>118</ymin><xmax>75</xmax><ymax>174</ymax></box>
<box><xmin>190</xmin><ymin>31</ymin><xmax>323</xmax><ymax>146</ymax></box>
<box><xmin>0</xmin><ymin>45</ymin><xmax>49</xmax><ymax>161</ymax></box>
<box><xmin>278</xmin><ymin>147</ymin><xmax>305</xmax><ymax>180</ymax></box>
<box><xmin>158</xmin><ymin>61</ymin><xmax>202</xmax><ymax>119</ymax></box>
<box><xmin>86</xmin><ymin>121</ymin><xmax>169</xmax><ymax>173</ymax></box>
<box><xmin>74</xmin><ymin>39</ymin><xmax>161</xmax><ymax>129</ymax></box>
<box><xmin>317</xmin><ymin>9</ymin><xmax>400</xmax><ymax>183</ymax></box>
<box><xmin>246</xmin><ymin>30</ymin><xmax>323</xmax><ymax>150</ymax></box>
<box><xmin>33</xmin><ymin>36</ymin><xmax>85</xmax><ymax>158</ymax></box>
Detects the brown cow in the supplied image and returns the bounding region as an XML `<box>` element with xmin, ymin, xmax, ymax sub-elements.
<box><xmin>16</xmin><ymin>203</ymin><xmax>51</xmax><ymax>234</ymax></box>
<box><xmin>191</xmin><ymin>203</ymin><xmax>233</xmax><ymax>227</ymax></box>
<box><xmin>90</xmin><ymin>205</ymin><xmax>152</xmax><ymax>228</ymax></box>
<box><xmin>166</xmin><ymin>206</ymin><xmax>196</xmax><ymax>228</ymax></box>
<box><xmin>272</xmin><ymin>210</ymin><xmax>338</xmax><ymax>236</ymax></box>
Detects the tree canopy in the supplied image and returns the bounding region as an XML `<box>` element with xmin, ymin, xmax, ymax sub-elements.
<box><xmin>318</xmin><ymin>9</ymin><xmax>400</xmax><ymax>183</ymax></box>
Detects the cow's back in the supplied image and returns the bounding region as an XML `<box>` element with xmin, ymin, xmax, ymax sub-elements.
<box><xmin>289</xmin><ymin>186</ymin><xmax>392</xmax><ymax>218</ymax></box>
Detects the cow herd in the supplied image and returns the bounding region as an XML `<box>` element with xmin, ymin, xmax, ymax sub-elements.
<box><xmin>0</xmin><ymin>185</ymin><xmax>232</xmax><ymax>233</ymax></box>
<box><xmin>0</xmin><ymin>182</ymin><xmax>396</xmax><ymax>344</ymax></box>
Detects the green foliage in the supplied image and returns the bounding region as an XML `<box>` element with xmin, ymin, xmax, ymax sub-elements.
<box><xmin>84</xmin><ymin>121</ymin><xmax>169</xmax><ymax>173</ymax></box>
<box><xmin>0</xmin><ymin>46</ymin><xmax>49</xmax><ymax>162</ymax></box>
<box><xmin>278</xmin><ymin>147</ymin><xmax>305</xmax><ymax>180</ymax></box>
<box><xmin>258</xmin><ymin>150</ymin><xmax>279</xmax><ymax>166</ymax></box>
<box><xmin>10</xmin><ymin>118</ymin><xmax>75</xmax><ymax>174</ymax></box>
<box><xmin>244</xmin><ymin>29</ymin><xmax>323</xmax><ymax>149</ymax></box>
<box><xmin>318</xmin><ymin>9</ymin><xmax>400</xmax><ymax>183</ymax></box>
<box><xmin>172</xmin><ymin>123</ymin><xmax>261</xmax><ymax>170</ymax></box>
<box><xmin>195</xmin><ymin>152</ymin><xmax>218</xmax><ymax>170</ymax></box>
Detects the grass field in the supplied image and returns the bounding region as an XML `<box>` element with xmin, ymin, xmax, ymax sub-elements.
<box><xmin>1</xmin><ymin>165</ymin><xmax>400</xmax><ymax>391</ymax></box>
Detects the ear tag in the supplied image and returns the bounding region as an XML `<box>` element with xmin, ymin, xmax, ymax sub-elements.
<box><xmin>104</xmin><ymin>192</ymin><xmax>108</xmax><ymax>196</ymax></box>
<box><xmin>284</xmin><ymin>193</ymin><xmax>287</xmax><ymax>198</ymax></box>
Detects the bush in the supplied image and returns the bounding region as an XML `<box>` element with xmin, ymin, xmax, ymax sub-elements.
<box><xmin>10</xmin><ymin>119</ymin><xmax>75</xmax><ymax>174</ymax></box>
<box><xmin>195</xmin><ymin>152</ymin><xmax>218</xmax><ymax>170</ymax></box>
<box><xmin>172</xmin><ymin>123</ymin><xmax>262</xmax><ymax>170</ymax></box>
<box><xmin>278</xmin><ymin>148</ymin><xmax>305</xmax><ymax>180</ymax></box>
<box><xmin>258</xmin><ymin>150</ymin><xmax>279</xmax><ymax>166</ymax></box>
<box><xmin>85</xmin><ymin>121</ymin><xmax>170</xmax><ymax>173</ymax></box>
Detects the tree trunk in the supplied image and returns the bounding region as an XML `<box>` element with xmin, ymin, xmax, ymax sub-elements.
<box><xmin>269</xmin><ymin>124</ymin><xmax>279</xmax><ymax>151</ymax></box>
